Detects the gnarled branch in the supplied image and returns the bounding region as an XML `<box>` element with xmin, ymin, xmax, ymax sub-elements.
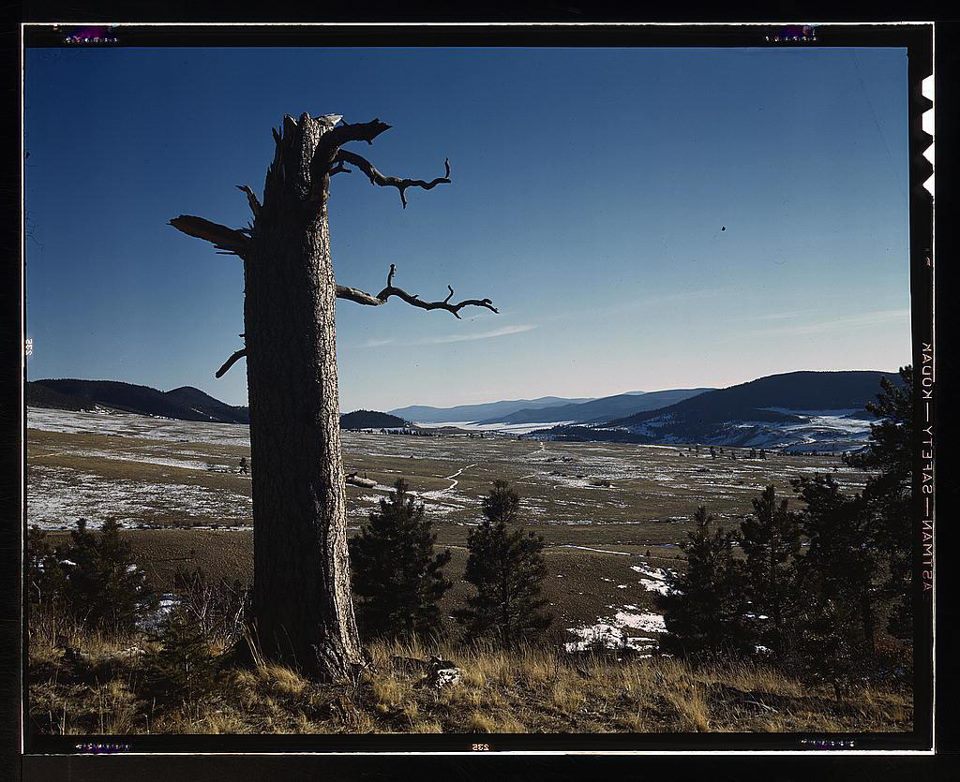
<box><xmin>216</xmin><ymin>348</ymin><xmax>247</xmax><ymax>378</ymax></box>
<box><xmin>237</xmin><ymin>185</ymin><xmax>261</xmax><ymax>219</ymax></box>
<box><xmin>333</xmin><ymin>151</ymin><xmax>451</xmax><ymax>208</ymax></box>
<box><xmin>336</xmin><ymin>264</ymin><xmax>497</xmax><ymax>319</ymax></box>
<box><xmin>308</xmin><ymin>118</ymin><xmax>392</xmax><ymax>187</ymax></box>
<box><xmin>315</xmin><ymin>118</ymin><xmax>391</xmax><ymax>153</ymax></box>
<box><xmin>170</xmin><ymin>215</ymin><xmax>250</xmax><ymax>256</ymax></box>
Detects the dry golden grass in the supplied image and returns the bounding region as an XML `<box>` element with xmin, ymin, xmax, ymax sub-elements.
<box><xmin>465</xmin><ymin>711</ymin><xmax>496</xmax><ymax>732</ymax></box>
<box><xmin>548</xmin><ymin>680</ymin><xmax>586</xmax><ymax>712</ymax></box>
<box><xmin>28</xmin><ymin>624</ymin><xmax>913</xmax><ymax>737</ymax></box>
<box><xmin>259</xmin><ymin>663</ymin><xmax>309</xmax><ymax>697</ymax></box>
<box><xmin>663</xmin><ymin>681</ymin><xmax>711</xmax><ymax>732</ymax></box>
<box><xmin>369</xmin><ymin>676</ymin><xmax>413</xmax><ymax>714</ymax></box>
<box><xmin>196</xmin><ymin>711</ymin><xmax>249</xmax><ymax>734</ymax></box>
<box><xmin>409</xmin><ymin>719</ymin><xmax>443</xmax><ymax>733</ymax></box>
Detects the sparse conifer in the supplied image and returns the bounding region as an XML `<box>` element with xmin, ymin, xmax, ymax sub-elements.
<box><xmin>739</xmin><ymin>486</ymin><xmax>802</xmax><ymax>660</ymax></box>
<box><xmin>657</xmin><ymin>506</ymin><xmax>751</xmax><ymax>658</ymax></box>
<box><xmin>36</xmin><ymin>518</ymin><xmax>156</xmax><ymax>633</ymax></box>
<box><xmin>142</xmin><ymin>605</ymin><xmax>218</xmax><ymax>707</ymax></box>
<box><xmin>455</xmin><ymin>481</ymin><xmax>552</xmax><ymax>647</ymax></box>
<box><xmin>349</xmin><ymin>479</ymin><xmax>452</xmax><ymax>641</ymax></box>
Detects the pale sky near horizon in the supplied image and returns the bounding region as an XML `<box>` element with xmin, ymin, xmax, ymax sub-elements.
<box><xmin>24</xmin><ymin>46</ymin><xmax>911</xmax><ymax>410</ymax></box>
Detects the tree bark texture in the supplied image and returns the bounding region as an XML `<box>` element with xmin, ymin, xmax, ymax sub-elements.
<box><xmin>243</xmin><ymin>113</ymin><xmax>361</xmax><ymax>680</ymax></box>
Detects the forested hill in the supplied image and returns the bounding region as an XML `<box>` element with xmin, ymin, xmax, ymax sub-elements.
<box><xmin>26</xmin><ymin>379</ymin><xmax>250</xmax><ymax>423</ymax></box>
<box><xmin>340</xmin><ymin>410</ymin><xmax>409</xmax><ymax>429</ymax></box>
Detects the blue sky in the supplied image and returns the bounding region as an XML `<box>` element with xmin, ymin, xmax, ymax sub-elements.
<box><xmin>24</xmin><ymin>46</ymin><xmax>910</xmax><ymax>410</ymax></box>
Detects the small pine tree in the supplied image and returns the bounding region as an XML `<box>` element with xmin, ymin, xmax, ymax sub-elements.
<box><xmin>454</xmin><ymin>480</ymin><xmax>552</xmax><ymax>647</ymax></box>
<box><xmin>55</xmin><ymin>518</ymin><xmax>156</xmax><ymax>632</ymax></box>
<box><xmin>738</xmin><ymin>486</ymin><xmax>802</xmax><ymax>660</ymax></box>
<box><xmin>656</xmin><ymin>506</ymin><xmax>751</xmax><ymax>659</ymax></box>
<box><xmin>349</xmin><ymin>479</ymin><xmax>452</xmax><ymax>641</ymax></box>
<box><xmin>141</xmin><ymin>605</ymin><xmax>217</xmax><ymax>707</ymax></box>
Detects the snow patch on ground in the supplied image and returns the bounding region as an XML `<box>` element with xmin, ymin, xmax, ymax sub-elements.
<box><xmin>564</xmin><ymin>607</ymin><xmax>666</xmax><ymax>653</ymax></box>
<box><xmin>545</xmin><ymin>519</ymin><xmax>595</xmax><ymax>525</ymax></box>
<box><xmin>136</xmin><ymin>593</ymin><xmax>181</xmax><ymax>632</ymax></box>
<box><xmin>613</xmin><ymin>608</ymin><xmax>667</xmax><ymax>634</ymax></box>
<box><xmin>415</xmin><ymin>420</ymin><xmax>579</xmax><ymax>435</ymax></box>
<box><xmin>28</xmin><ymin>407</ymin><xmax>251</xmax><ymax>446</ymax></box>
<box><xmin>558</xmin><ymin>545</ymin><xmax>632</xmax><ymax>556</ymax></box>
<box><xmin>629</xmin><ymin>564</ymin><xmax>676</xmax><ymax>596</ymax></box>
<box><xmin>53</xmin><ymin>449</ymin><xmax>218</xmax><ymax>473</ymax></box>
<box><xmin>26</xmin><ymin>465</ymin><xmax>251</xmax><ymax>529</ymax></box>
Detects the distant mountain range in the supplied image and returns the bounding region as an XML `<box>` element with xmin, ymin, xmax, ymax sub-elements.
<box><xmin>388</xmin><ymin>396</ymin><xmax>594</xmax><ymax>424</ymax></box>
<box><xmin>539</xmin><ymin>371</ymin><xmax>901</xmax><ymax>452</ymax></box>
<box><xmin>27</xmin><ymin>370</ymin><xmax>903</xmax><ymax>452</ymax></box>
<box><xmin>478</xmin><ymin>388</ymin><xmax>713</xmax><ymax>425</ymax></box>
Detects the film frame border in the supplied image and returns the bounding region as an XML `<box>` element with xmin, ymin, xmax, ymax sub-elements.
<box><xmin>11</xmin><ymin>19</ymin><xmax>937</xmax><ymax>759</ymax></box>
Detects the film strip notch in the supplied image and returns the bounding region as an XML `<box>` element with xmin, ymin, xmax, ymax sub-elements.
<box><xmin>921</xmin><ymin>75</ymin><xmax>934</xmax><ymax>196</ymax></box>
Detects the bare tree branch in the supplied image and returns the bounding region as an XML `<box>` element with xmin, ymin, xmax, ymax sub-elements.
<box><xmin>308</xmin><ymin>118</ymin><xmax>392</xmax><ymax>188</ymax></box>
<box><xmin>316</xmin><ymin>118</ymin><xmax>391</xmax><ymax>152</ymax></box>
<box><xmin>335</xmin><ymin>285</ymin><xmax>384</xmax><ymax>307</ymax></box>
<box><xmin>170</xmin><ymin>215</ymin><xmax>250</xmax><ymax>256</ymax></box>
<box><xmin>328</xmin><ymin>161</ymin><xmax>352</xmax><ymax>177</ymax></box>
<box><xmin>336</xmin><ymin>264</ymin><xmax>497</xmax><ymax>319</ymax></box>
<box><xmin>216</xmin><ymin>348</ymin><xmax>247</xmax><ymax>378</ymax></box>
<box><xmin>237</xmin><ymin>185</ymin><xmax>261</xmax><ymax>219</ymax></box>
<box><xmin>333</xmin><ymin>151</ymin><xmax>451</xmax><ymax>208</ymax></box>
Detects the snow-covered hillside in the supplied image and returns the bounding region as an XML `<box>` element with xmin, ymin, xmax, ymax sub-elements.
<box><xmin>607</xmin><ymin>409</ymin><xmax>874</xmax><ymax>453</ymax></box>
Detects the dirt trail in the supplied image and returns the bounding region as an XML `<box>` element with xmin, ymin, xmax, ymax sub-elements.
<box><xmin>422</xmin><ymin>463</ymin><xmax>477</xmax><ymax>499</ymax></box>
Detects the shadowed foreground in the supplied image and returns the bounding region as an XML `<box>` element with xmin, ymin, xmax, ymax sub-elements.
<box><xmin>29</xmin><ymin>629</ymin><xmax>911</xmax><ymax>735</ymax></box>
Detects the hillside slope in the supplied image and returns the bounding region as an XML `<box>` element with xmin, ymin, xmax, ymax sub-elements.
<box><xmin>340</xmin><ymin>410</ymin><xmax>408</xmax><ymax>429</ymax></box>
<box><xmin>610</xmin><ymin>371</ymin><xmax>899</xmax><ymax>428</ymax></box>
<box><xmin>25</xmin><ymin>381</ymin><xmax>93</xmax><ymax>412</ymax></box>
<box><xmin>27</xmin><ymin>379</ymin><xmax>250</xmax><ymax>424</ymax></box>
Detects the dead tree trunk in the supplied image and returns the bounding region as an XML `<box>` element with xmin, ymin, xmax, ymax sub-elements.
<box><xmin>242</xmin><ymin>114</ymin><xmax>358</xmax><ymax>679</ymax></box>
<box><xmin>171</xmin><ymin>113</ymin><xmax>497</xmax><ymax>681</ymax></box>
